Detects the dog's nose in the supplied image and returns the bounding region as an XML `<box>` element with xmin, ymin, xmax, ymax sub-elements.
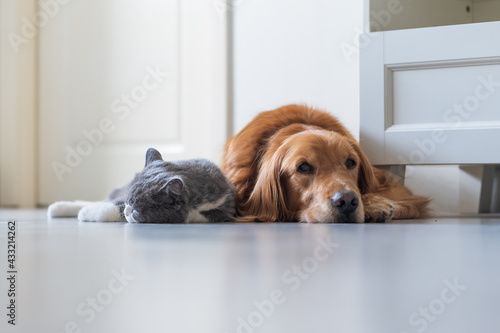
<box><xmin>331</xmin><ymin>191</ymin><xmax>359</xmax><ymax>215</ymax></box>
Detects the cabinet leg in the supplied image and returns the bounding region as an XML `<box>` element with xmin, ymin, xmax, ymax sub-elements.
<box><xmin>478</xmin><ymin>166</ymin><xmax>495</xmax><ymax>213</ymax></box>
<box><xmin>460</xmin><ymin>165</ymin><xmax>500</xmax><ymax>214</ymax></box>
<box><xmin>494</xmin><ymin>167</ymin><xmax>500</xmax><ymax>213</ymax></box>
<box><xmin>481</xmin><ymin>165</ymin><xmax>500</xmax><ymax>213</ymax></box>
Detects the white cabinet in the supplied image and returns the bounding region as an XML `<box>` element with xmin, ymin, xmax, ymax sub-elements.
<box><xmin>360</xmin><ymin>0</ymin><xmax>500</xmax><ymax>212</ymax></box>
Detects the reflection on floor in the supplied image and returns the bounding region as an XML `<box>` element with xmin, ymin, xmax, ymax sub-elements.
<box><xmin>0</xmin><ymin>209</ymin><xmax>499</xmax><ymax>333</ymax></box>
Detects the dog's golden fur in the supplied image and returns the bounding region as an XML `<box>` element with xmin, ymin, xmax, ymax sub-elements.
<box><xmin>222</xmin><ymin>105</ymin><xmax>429</xmax><ymax>223</ymax></box>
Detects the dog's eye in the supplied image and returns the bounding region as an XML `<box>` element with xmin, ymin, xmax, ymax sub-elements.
<box><xmin>345</xmin><ymin>158</ymin><xmax>357</xmax><ymax>169</ymax></box>
<box><xmin>297</xmin><ymin>162</ymin><xmax>314</xmax><ymax>174</ymax></box>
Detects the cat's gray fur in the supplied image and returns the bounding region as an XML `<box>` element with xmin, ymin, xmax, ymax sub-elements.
<box><xmin>120</xmin><ymin>148</ymin><xmax>236</xmax><ymax>223</ymax></box>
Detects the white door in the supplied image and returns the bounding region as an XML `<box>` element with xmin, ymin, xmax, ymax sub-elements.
<box><xmin>38</xmin><ymin>0</ymin><xmax>229</xmax><ymax>205</ymax></box>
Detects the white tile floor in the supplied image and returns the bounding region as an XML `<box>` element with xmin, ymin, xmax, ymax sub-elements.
<box><xmin>1</xmin><ymin>209</ymin><xmax>499</xmax><ymax>333</ymax></box>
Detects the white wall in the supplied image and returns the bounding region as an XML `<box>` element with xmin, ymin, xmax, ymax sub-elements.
<box><xmin>0</xmin><ymin>0</ymin><xmax>37</xmax><ymax>207</ymax></box>
<box><xmin>231</xmin><ymin>0</ymin><xmax>463</xmax><ymax>214</ymax></box>
<box><xmin>232</xmin><ymin>0</ymin><xmax>363</xmax><ymax>137</ymax></box>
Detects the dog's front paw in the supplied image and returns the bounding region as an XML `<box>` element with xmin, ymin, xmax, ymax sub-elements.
<box><xmin>78</xmin><ymin>202</ymin><xmax>124</xmax><ymax>222</ymax></box>
<box><xmin>362</xmin><ymin>194</ymin><xmax>394</xmax><ymax>223</ymax></box>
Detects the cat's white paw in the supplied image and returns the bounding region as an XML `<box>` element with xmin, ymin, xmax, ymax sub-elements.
<box><xmin>47</xmin><ymin>201</ymin><xmax>93</xmax><ymax>218</ymax></box>
<box><xmin>78</xmin><ymin>202</ymin><xmax>125</xmax><ymax>222</ymax></box>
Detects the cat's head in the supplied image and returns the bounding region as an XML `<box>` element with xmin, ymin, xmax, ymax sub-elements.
<box><xmin>124</xmin><ymin>148</ymin><xmax>187</xmax><ymax>223</ymax></box>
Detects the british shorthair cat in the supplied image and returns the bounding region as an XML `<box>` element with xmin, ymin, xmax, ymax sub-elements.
<box><xmin>48</xmin><ymin>148</ymin><xmax>236</xmax><ymax>223</ymax></box>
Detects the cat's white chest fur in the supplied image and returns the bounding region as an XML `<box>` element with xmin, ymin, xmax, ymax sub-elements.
<box><xmin>185</xmin><ymin>193</ymin><xmax>230</xmax><ymax>223</ymax></box>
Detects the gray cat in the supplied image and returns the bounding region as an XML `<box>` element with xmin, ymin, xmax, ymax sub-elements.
<box><xmin>48</xmin><ymin>148</ymin><xmax>236</xmax><ymax>223</ymax></box>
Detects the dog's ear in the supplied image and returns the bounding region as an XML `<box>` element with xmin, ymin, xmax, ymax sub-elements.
<box><xmin>242</xmin><ymin>152</ymin><xmax>292</xmax><ymax>222</ymax></box>
<box><xmin>353</xmin><ymin>144</ymin><xmax>380</xmax><ymax>194</ymax></box>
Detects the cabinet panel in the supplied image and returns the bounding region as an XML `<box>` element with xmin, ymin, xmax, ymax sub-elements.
<box><xmin>392</xmin><ymin>63</ymin><xmax>500</xmax><ymax>126</ymax></box>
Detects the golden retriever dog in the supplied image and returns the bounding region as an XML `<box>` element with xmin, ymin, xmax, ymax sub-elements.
<box><xmin>222</xmin><ymin>105</ymin><xmax>429</xmax><ymax>223</ymax></box>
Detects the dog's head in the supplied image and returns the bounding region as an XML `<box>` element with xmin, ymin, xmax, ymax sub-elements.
<box><xmin>243</xmin><ymin>125</ymin><xmax>378</xmax><ymax>223</ymax></box>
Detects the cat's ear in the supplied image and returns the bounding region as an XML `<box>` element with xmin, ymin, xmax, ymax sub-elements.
<box><xmin>166</xmin><ymin>177</ymin><xmax>183</xmax><ymax>196</ymax></box>
<box><xmin>145</xmin><ymin>148</ymin><xmax>163</xmax><ymax>166</ymax></box>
